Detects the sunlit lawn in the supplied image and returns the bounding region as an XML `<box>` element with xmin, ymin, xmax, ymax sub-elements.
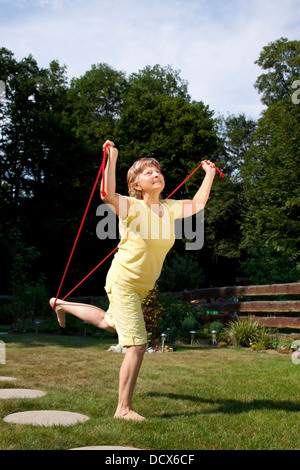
<box><xmin>0</xmin><ymin>333</ymin><xmax>299</xmax><ymax>450</ymax></box>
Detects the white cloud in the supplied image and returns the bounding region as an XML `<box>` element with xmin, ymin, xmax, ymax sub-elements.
<box><xmin>0</xmin><ymin>0</ymin><xmax>299</xmax><ymax>118</ymax></box>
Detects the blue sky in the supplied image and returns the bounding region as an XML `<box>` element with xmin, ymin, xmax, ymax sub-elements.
<box><xmin>0</xmin><ymin>0</ymin><xmax>299</xmax><ymax>118</ymax></box>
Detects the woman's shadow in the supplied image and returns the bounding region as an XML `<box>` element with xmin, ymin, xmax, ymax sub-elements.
<box><xmin>148</xmin><ymin>392</ymin><xmax>300</xmax><ymax>418</ymax></box>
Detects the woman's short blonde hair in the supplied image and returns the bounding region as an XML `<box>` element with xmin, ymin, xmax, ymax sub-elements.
<box><xmin>127</xmin><ymin>157</ymin><xmax>162</xmax><ymax>199</ymax></box>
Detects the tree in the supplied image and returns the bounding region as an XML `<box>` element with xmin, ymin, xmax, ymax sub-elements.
<box><xmin>201</xmin><ymin>114</ymin><xmax>257</xmax><ymax>285</ymax></box>
<box><xmin>0</xmin><ymin>50</ymin><xmax>72</xmax><ymax>215</ymax></box>
<box><xmin>7</xmin><ymin>229</ymin><xmax>45</xmax><ymax>331</ymax></box>
<box><xmin>255</xmin><ymin>37</ymin><xmax>300</xmax><ymax>106</ymax></box>
<box><xmin>240</xmin><ymin>38</ymin><xmax>300</xmax><ymax>284</ymax></box>
<box><xmin>0</xmin><ymin>50</ymin><xmax>97</xmax><ymax>295</ymax></box>
<box><xmin>68</xmin><ymin>64</ymin><xmax>127</xmax><ymax>150</ymax></box>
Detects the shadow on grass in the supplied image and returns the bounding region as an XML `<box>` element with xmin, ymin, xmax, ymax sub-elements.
<box><xmin>148</xmin><ymin>392</ymin><xmax>300</xmax><ymax>417</ymax></box>
<box><xmin>2</xmin><ymin>333</ymin><xmax>116</xmax><ymax>349</ymax></box>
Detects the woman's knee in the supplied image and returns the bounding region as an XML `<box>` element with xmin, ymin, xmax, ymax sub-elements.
<box><xmin>127</xmin><ymin>343</ymin><xmax>147</xmax><ymax>356</ymax></box>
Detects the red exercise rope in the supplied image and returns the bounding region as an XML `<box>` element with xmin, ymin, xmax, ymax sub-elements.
<box><xmin>167</xmin><ymin>160</ymin><xmax>223</xmax><ymax>199</ymax></box>
<box><xmin>52</xmin><ymin>142</ymin><xmax>110</xmax><ymax>309</ymax></box>
<box><xmin>53</xmin><ymin>150</ymin><xmax>223</xmax><ymax>308</ymax></box>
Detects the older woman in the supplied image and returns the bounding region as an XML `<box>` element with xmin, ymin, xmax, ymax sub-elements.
<box><xmin>50</xmin><ymin>140</ymin><xmax>216</xmax><ymax>421</ymax></box>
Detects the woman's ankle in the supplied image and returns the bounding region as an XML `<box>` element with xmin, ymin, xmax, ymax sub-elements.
<box><xmin>114</xmin><ymin>407</ymin><xmax>146</xmax><ymax>421</ymax></box>
<box><xmin>49</xmin><ymin>298</ymin><xmax>66</xmax><ymax>327</ymax></box>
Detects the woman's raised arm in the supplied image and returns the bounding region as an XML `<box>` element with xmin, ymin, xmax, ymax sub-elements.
<box><xmin>100</xmin><ymin>140</ymin><xmax>129</xmax><ymax>218</ymax></box>
<box><xmin>179</xmin><ymin>160</ymin><xmax>216</xmax><ymax>218</ymax></box>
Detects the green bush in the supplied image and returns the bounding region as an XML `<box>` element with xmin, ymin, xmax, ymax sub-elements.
<box><xmin>159</xmin><ymin>296</ymin><xmax>199</xmax><ymax>341</ymax></box>
<box><xmin>197</xmin><ymin>326</ymin><xmax>211</xmax><ymax>339</ymax></box>
<box><xmin>209</xmin><ymin>321</ymin><xmax>225</xmax><ymax>335</ymax></box>
<box><xmin>181</xmin><ymin>314</ymin><xmax>199</xmax><ymax>334</ymax></box>
<box><xmin>227</xmin><ymin>316</ymin><xmax>261</xmax><ymax>347</ymax></box>
<box><xmin>277</xmin><ymin>336</ymin><xmax>300</xmax><ymax>352</ymax></box>
<box><xmin>142</xmin><ymin>286</ymin><xmax>166</xmax><ymax>342</ymax></box>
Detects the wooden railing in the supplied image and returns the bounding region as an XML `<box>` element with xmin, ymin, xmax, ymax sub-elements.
<box><xmin>174</xmin><ymin>283</ymin><xmax>300</xmax><ymax>329</ymax></box>
<box><xmin>72</xmin><ymin>283</ymin><xmax>300</xmax><ymax>329</ymax></box>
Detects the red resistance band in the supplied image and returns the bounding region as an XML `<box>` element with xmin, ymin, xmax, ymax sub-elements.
<box><xmin>53</xmin><ymin>153</ymin><xmax>223</xmax><ymax>308</ymax></box>
<box><xmin>167</xmin><ymin>160</ymin><xmax>223</xmax><ymax>199</ymax></box>
<box><xmin>53</xmin><ymin>143</ymin><xmax>110</xmax><ymax>309</ymax></box>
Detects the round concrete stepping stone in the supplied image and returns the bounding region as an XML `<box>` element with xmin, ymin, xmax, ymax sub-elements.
<box><xmin>0</xmin><ymin>376</ymin><xmax>17</xmax><ymax>382</ymax></box>
<box><xmin>71</xmin><ymin>446</ymin><xmax>140</xmax><ymax>450</ymax></box>
<box><xmin>4</xmin><ymin>410</ymin><xmax>89</xmax><ymax>426</ymax></box>
<box><xmin>0</xmin><ymin>389</ymin><xmax>46</xmax><ymax>399</ymax></box>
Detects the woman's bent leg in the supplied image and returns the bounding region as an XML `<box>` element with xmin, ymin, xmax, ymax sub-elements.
<box><xmin>114</xmin><ymin>343</ymin><xmax>147</xmax><ymax>422</ymax></box>
<box><xmin>49</xmin><ymin>298</ymin><xmax>115</xmax><ymax>332</ymax></box>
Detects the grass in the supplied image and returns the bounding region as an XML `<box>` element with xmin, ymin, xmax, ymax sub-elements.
<box><xmin>0</xmin><ymin>333</ymin><xmax>299</xmax><ymax>450</ymax></box>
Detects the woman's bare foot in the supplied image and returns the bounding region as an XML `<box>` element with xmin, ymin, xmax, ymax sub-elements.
<box><xmin>114</xmin><ymin>408</ymin><xmax>147</xmax><ymax>422</ymax></box>
<box><xmin>49</xmin><ymin>298</ymin><xmax>66</xmax><ymax>328</ymax></box>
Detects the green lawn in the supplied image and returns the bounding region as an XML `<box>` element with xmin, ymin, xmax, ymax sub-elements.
<box><xmin>0</xmin><ymin>334</ymin><xmax>299</xmax><ymax>450</ymax></box>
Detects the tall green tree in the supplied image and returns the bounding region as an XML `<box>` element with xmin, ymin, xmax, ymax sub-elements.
<box><xmin>0</xmin><ymin>49</ymin><xmax>95</xmax><ymax>294</ymax></box>
<box><xmin>202</xmin><ymin>114</ymin><xmax>257</xmax><ymax>284</ymax></box>
<box><xmin>68</xmin><ymin>64</ymin><xmax>127</xmax><ymax>150</ymax></box>
<box><xmin>254</xmin><ymin>37</ymin><xmax>300</xmax><ymax>106</ymax></box>
<box><xmin>241</xmin><ymin>38</ymin><xmax>300</xmax><ymax>284</ymax></box>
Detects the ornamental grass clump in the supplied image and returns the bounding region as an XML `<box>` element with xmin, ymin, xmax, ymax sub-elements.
<box><xmin>227</xmin><ymin>316</ymin><xmax>261</xmax><ymax>347</ymax></box>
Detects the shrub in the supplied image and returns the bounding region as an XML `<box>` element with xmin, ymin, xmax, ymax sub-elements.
<box><xmin>142</xmin><ymin>285</ymin><xmax>166</xmax><ymax>342</ymax></box>
<box><xmin>209</xmin><ymin>321</ymin><xmax>225</xmax><ymax>335</ymax></box>
<box><xmin>159</xmin><ymin>296</ymin><xmax>199</xmax><ymax>341</ymax></box>
<box><xmin>277</xmin><ymin>336</ymin><xmax>298</xmax><ymax>352</ymax></box>
<box><xmin>197</xmin><ymin>326</ymin><xmax>210</xmax><ymax>339</ymax></box>
<box><xmin>181</xmin><ymin>314</ymin><xmax>199</xmax><ymax>334</ymax></box>
<box><xmin>227</xmin><ymin>316</ymin><xmax>261</xmax><ymax>347</ymax></box>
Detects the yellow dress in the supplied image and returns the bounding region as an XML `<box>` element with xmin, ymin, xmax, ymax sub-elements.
<box><xmin>104</xmin><ymin>197</ymin><xmax>183</xmax><ymax>346</ymax></box>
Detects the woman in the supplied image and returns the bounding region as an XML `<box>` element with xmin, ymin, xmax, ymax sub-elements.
<box><xmin>50</xmin><ymin>140</ymin><xmax>216</xmax><ymax>421</ymax></box>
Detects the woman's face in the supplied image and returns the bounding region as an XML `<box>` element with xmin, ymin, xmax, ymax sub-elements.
<box><xmin>134</xmin><ymin>165</ymin><xmax>165</xmax><ymax>196</ymax></box>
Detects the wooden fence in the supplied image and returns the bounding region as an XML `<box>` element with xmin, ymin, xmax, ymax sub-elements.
<box><xmin>175</xmin><ymin>283</ymin><xmax>300</xmax><ymax>329</ymax></box>
<box><xmin>72</xmin><ymin>283</ymin><xmax>300</xmax><ymax>329</ymax></box>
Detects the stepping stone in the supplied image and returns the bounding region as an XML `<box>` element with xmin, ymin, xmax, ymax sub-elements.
<box><xmin>71</xmin><ymin>446</ymin><xmax>140</xmax><ymax>450</ymax></box>
<box><xmin>0</xmin><ymin>389</ymin><xmax>46</xmax><ymax>399</ymax></box>
<box><xmin>4</xmin><ymin>410</ymin><xmax>90</xmax><ymax>426</ymax></box>
<box><xmin>0</xmin><ymin>376</ymin><xmax>17</xmax><ymax>382</ymax></box>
